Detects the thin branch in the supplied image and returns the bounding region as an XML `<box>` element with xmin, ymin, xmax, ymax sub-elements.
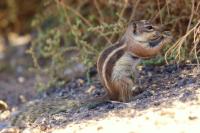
<box><xmin>128</xmin><ymin>0</ymin><xmax>141</xmax><ymax>22</ymax></box>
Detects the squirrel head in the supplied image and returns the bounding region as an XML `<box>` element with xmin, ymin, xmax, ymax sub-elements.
<box><xmin>124</xmin><ymin>20</ymin><xmax>172</xmax><ymax>58</ymax></box>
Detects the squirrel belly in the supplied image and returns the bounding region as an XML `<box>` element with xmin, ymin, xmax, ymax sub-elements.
<box><xmin>97</xmin><ymin>41</ymin><xmax>140</xmax><ymax>102</ymax></box>
<box><xmin>111</xmin><ymin>52</ymin><xmax>140</xmax><ymax>102</ymax></box>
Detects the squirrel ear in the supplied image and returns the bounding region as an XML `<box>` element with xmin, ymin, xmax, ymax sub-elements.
<box><xmin>128</xmin><ymin>20</ymin><xmax>137</xmax><ymax>33</ymax></box>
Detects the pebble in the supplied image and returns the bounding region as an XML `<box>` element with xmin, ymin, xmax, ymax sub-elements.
<box><xmin>0</xmin><ymin>100</ymin><xmax>8</xmax><ymax>111</ymax></box>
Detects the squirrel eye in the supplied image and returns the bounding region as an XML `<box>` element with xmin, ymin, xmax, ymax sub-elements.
<box><xmin>146</xmin><ymin>25</ymin><xmax>153</xmax><ymax>30</ymax></box>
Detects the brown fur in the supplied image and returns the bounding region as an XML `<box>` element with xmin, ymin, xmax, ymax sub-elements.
<box><xmin>97</xmin><ymin>39</ymin><xmax>125</xmax><ymax>86</ymax></box>
<box><xmin>97</xmin><ymin>20</ymin><xmax>172</xmax><ymax>102</ymax></box>
<box><xmin>104</xmin><ymin>49</ymin><xmax>127</xmax><ymax>100</ymax></box>
<box><xmin>112</xmin><ymin>77</ymin><xmax>134</xmax><ymax>102</ymax></box>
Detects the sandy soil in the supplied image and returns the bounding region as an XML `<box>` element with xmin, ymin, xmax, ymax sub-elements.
<box><xmin>1</xmin><ymin>64</ymin><xmax>200</xmax><ymax>133</ymax></box>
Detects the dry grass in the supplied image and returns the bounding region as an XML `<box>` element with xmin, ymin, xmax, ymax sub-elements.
<box><xmin>54</xmin><ymin>0</ymin><xmax>200</xmax><ymax>63</ymax></box>
<box><xmin>26</xmin><ymin>0</ymin><xmax>200</xmax><ymax>89</ymax></box>
<box><xmin>1</xmin><ymin>0</ymin><xmax>199</xmax><ymax>89</ymax></box>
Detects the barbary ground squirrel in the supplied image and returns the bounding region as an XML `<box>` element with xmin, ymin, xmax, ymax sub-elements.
<box><xmin>97</xmin><ymin>20</ymin><xmax>172</xmax><ymax>102</ymax></box>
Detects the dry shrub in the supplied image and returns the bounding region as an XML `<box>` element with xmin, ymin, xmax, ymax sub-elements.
<box><xmin>29</xmin><ymin>0</ymin><xmax>200</xmax><ymax>89</ymax></box>
<box><xmin>0</xmin><ymin>0</ymin><xmax>41</xmax><ymax>34</ymax></box>
<box><xmin>53</xmin><ymin>0</ymin><xmax>200</xmax><ymax>63</ymax></box>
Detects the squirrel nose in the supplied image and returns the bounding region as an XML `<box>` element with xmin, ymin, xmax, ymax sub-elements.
<box><xmin>153</xmin><ymin>31</ymin><xmax>160</xmax><ymax>38</ymax></box>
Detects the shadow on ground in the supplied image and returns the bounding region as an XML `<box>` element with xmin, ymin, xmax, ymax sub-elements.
<box><xmin>1</xmin><ymin>63</ymin><xmax>200</xmax><ymax>132</ymax></box>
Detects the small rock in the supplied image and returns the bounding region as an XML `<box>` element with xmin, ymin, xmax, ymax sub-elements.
<box><xmin>0</xmin><ymin>110</ymin><xmax>11</xmax><ymax>120</ymax></box>
<box><xmin>147</xmin><ymin>72</ymin><xmax>152</xmax><ymax>77</ymax></box>
<box><xmin>176</xmin><ymin>79</ymin><xmax>187</xmax><ymax>87</ymax></box>
<box><xmin>186</xmin><ymin>60</ymin><xmax>191</xmax><ymax>64</ymax></box>
<box><xmin>142</xmin><ymin>90</ymin><xmax>153</xmax><ymax>98</ymax></box>
<box><xmin>105</xmin><ymin>103</ymin><xmax>115</xmax><ymax>110</ymax></box>
<box><xmin>0</xmin><ymin>127</ymin><xmax>20</xmax><ymax>133</ymax></box>
<box><xmin>19</xmin><ymin>95</ymin><xmax>27</xmax><ymax>103</ymax></box>
<box><xmin>0</xmin><ymin>100</ymin><xmax>8</xmax><ymax>111</ymax></box>
<box><xmin>77</xmin><ymin>79</ymin><xmax>84</xmax><ymax>86</ymax></box>
<box><xmin>17</xmin><ymin>76</ymin><xmax>25</xmax><ymax>83</ymax></box>
<box><xmin>187</xmin><ymin>78</ymin><xmax>196</xmax><ymax>84</ymax></box>
<box><xmin>97</xmin><ymin>126</ymin><xmax>103</xmax><ymax>131</ymax></box>
<box><xmin>188</xmin><ymin>116</ymin><xmax>198</xmax><ymax>120</ymax></box>
<box><xmin>153</xmin><ymin>101</ymin><xmax>161</xmax><ymax>106</ymax></box>
<box><xmin>179</xmin><ymin>90</ymin><xmax>193</xmax><ymax>102</ymax></box>
<box><xmin>86</xmin><ymin>85</ymin><xmax>96</xmax><ymax>94</ymax></box>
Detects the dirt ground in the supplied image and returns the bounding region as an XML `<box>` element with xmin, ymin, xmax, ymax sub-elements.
<box><xmin>0</xmin><ymin>72</ymin><xmax>37</xmax><ymax>108</ymax></box>
<box><xmin>1</xmin><ymin>62</ymin><xmax>200</xmax><ymax>133</ymax></box>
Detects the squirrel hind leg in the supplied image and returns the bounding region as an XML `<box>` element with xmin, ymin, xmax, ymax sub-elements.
<box><xmin>112</xmin><ymin>77</ymin><xmax>134</xmax><ymax>102</ymax></box>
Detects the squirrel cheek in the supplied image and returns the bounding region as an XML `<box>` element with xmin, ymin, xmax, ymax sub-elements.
<box><xmin>151</xmin><ymin>31</ymin><xmax>161</xmax><ymax>39</ymax></box>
